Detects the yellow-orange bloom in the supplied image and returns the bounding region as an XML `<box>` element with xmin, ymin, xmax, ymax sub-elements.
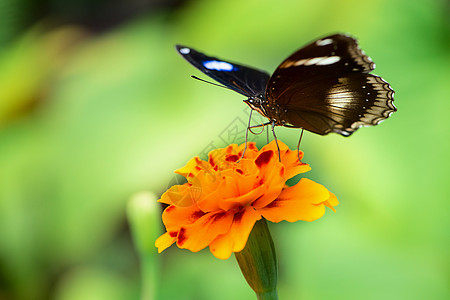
<box><xmin>155</xmin><ymin>141</ymin><xmax>338</xmax><ymax>259</ymax></box>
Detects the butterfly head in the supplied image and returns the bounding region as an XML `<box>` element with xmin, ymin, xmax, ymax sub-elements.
<box><xmin>244</xmin><ymin>96</ymin><xmax>287</xmax><ymax>126</ymax></box>
<box><xmin>244</xmin><ymin>96</ymin><xmax>267</xmax><ymax>118</ymax></box>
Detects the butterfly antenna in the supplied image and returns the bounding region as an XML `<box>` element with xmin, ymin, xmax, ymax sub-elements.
<box><xmin>191</xmin><ymin>75</ymin><xmax>234</xmax><ymax>91</ymax></box>
<box><xmin>297</xmin><ymin>129</ymin><xmax>304</xmax><ymax>163</ymax></box>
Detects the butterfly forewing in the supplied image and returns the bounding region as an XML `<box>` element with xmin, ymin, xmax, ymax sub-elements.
<box><xmin>266</xmin><ymin>34</ymin><xmax>395</xmax><ymax>135</ymax></box>
<box><xmin>176</xmin><ymin>45</ymin><xmax>270</xmax><ymax>97</ymax></box>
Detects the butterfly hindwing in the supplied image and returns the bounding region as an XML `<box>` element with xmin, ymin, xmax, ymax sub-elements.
<box><xmin>176</xmin><ymin>45</ymin><xmax>270</xmax><ymax>97</ymax></box>
<box><xmin>278</xmin><ymin>73</ymin><xmax>395</xmax><ymax>135</ymax></box>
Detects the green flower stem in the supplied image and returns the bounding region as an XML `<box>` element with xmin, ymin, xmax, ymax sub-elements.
<box><xmin>127</xmin><ymin>191</ymin><xmax>161</xmax><ymax>300</ymax></box>
<box><xmin>235</xmin><ymin>219</ymin><xmax>278</xmax><ymax>300</ymax></box>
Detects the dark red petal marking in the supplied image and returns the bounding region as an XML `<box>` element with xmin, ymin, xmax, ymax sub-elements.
<box><xmin>191</xmin><ymin>210</ymin><xmax>205</xmax><ymax>221</ymax></box>
<box><xmin>169</xmin><ymin>231</ymin><xmax>178</xmax><ymax>238</ymax></box>
<box><xmin>195</xmin><ymin>166</ymin><xmax>201</xmax><ymax>171</ymax></box>
<box><xmin>265</xmin><ymin>201</ymin><xmax>280</xmax><ymax>209</ymax></box>
<box><xmin>255</xmin><ymin>150</ymin><xmax>273</xmax><ymax>168</ymax></box>
<box><xmin>209</xmin><ymin>156</ymin><xmax>215</xmax><ymax>167</ymax></box>
<box><xmin>233</xmin><ymin>210</ymin><xmax>245</xmax><ymax>223</ymax></box>
<box><xmin>253</xmin><ymin>178</ymin><xmax>264</xmax><ymax>188</ymax></box>
<box><xmin>177</xmin><ymin>228</ymin><xmax>187</xmax><ymax>245</ymax></box>
<box><xmin>236</xmin><ymin>168</ymin><xmax>244</xmax><ymax>174</ymax></box>
<box><xmin>211</xmin><ymin>211</ymin><xmax>227</xmax><ymax>223</ymax></box>
<box><xmin>280</xmin><ymin>166</ymin><xmax>285</xmax><ymax>177</ymax></box>
<box><xmin>248</xmin><ymin>143</ymin><xmax>256</xmax><ymax>150</ymax></box>
<box><xmin>226</xmin><ymin>154</ymin><xmax>239</xmax><ymax>162</ymax></box>
<box><xmin>253</xmin><ymin>195</ymin><xmax>263</xmax><ymax>204</ymax></box>
<box><xmin>166</xmin><ymin>205</ymin><xmax>176</xmax><ymax>213</ymax></box>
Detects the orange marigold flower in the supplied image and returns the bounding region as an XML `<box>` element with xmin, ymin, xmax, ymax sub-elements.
<box><xmin>155</xmin><ymin>140</ymin><xmax>338</xmax><ymax>259</ymax></box>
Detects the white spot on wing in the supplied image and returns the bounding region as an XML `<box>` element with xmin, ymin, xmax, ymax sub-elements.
<box><xmin>293</xmin><ymin>59</ymin><xmax>308</xmax><ymax>66</ymax></box>
<box><xmin>305</xmin><ymin>57</ymin><xmax>324</xmax><ymax>65</ymax></box>
<box><xmin>179</xmin><ymin>47</ymin><xmax>190</xmax><ymax>54</ymax></box>
<box><xmin>316</xmin><ymin>56</ymin><xmax>341</xmax><ymax>65</ymax></box>
<box><xmin>203</xmin><ymin>60</ymin><xmax>235</xmax><ymax>71</ymax></box>
<box><xmin>316</xmin><ymin>38</ymin><xmax>333</xmax><ymax>46</ymax></box>
<box><xmin>290</xmin><ymin>56</ymin><xmax>341</xmax><ymax>67</ymax></box>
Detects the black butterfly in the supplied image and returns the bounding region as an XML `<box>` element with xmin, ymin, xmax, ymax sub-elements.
<box><xmin>176</xmin><ymin>34</ymin><xmax>395</xmax><ymax>140</ymax></box>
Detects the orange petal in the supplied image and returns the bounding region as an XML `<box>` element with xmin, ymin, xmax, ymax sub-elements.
<box><xmin>191</xmin><ymin>170</ymin><xmax>221</xmax><ymax>195</ymax></box>
<box><xmin>176</xmin><ymin>210</ymin><xmax>235</xmax><ymax>252</ymax></box>
<box><xmin>183</xmin><ymin>168</ymin><xmax>230</xmax><ymax>211</ymax></box>
<box><xmin>155</xmin><ymin>232</ymin><xmax>176</xmax><ymax>253</ymax></box>
<box><xmin>197</xmin><ymin>169</ymin><xmax>262</xmax><ymax>212</ymax></box>
<box><xmin>197</xmin><ymin>190</ymin><xmax>221</xmax><ymax>212</ymax></box>
<box><xmin>195</xmin><ymin>170</ymin><xmax>237</xmax><ymax>212</ymax></box>
<box><xmin>279</xmin><ymin>149</ymin><xmax>311</xmax><ymax>179</ymax></box>
<box><xmin>175</xmin><ymin>156</ymin><xmax>207</xmax><ymax>178</ymax></box>
<box><xmin>218</xmin><ymin>175</ymin><xmax>240</xmax><ymax>198</ymax></box>
<box><xmin>258</xmin><ymin>178</ymin><xmax>336</xmax><ymax>222</ymax></box>
<box><xmin>209</xmin><ymin>206</ymin><xmax>262</xmax><ymax>259</ymax></box>
<box><xmin>207</xmin><ymin>148</ymin><xmax>227</xmax><ymax>168</ymax></box>
<box><xmin>260</xmin><ymin>140</ymin><xmax>289</xmax><ymax>154</ymax></box>
<box><xmin>254</xmin><ymin>149</ymin><xmax>277</xmax><ymax>173</ymax></box>
<box><xmin>252</xmin><ymin>159</ymin><xmax>286</xmax><ymax>208</ymax></box>
<box><xmin>159</xmin><ymin>184</ymin><xmax>195</xmax><ymax>207</ymax></box>
<box><xmin>324</xmin><ymin>192</ymin><xmax>339</xmax><ymax>212</ymax></box>
<box><xmin>207</xmin><ymin>143</ymin><xmax>259</xmax><ymax>168</ymax></box>
<box><xmin>219</xmin><ymin>184</ymin><xmax>266</xmax><ymax>211</ymax></box>
<box><xmin>234</xmin><ymin>169</ymin><xmax>260</xmax><ymax>195</ymax></box>
<box><xmin>261</xmin><ymin>140</ymin><xmax>310</xmax><ymax>179</ymax></box>
<box><xmin>161</xmin><ymin>204</ymin><xmax>205</xmax><ymax>233</ymax></box>
<box><xmin>240</xmin><ymin>142</ymin><xmax>260</xmax><ymax>159</ymax></box>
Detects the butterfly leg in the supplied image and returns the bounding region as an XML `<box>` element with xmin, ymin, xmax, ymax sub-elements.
<box><xmin>284</xmin><ymin>124</ymin><xmax>306</xmax><ymax>163</ymax></box>
<box><xmin>248</xmin><ymin>123</ymin><xmax>267</xmax><ymax>135</ymax></box>
<box><xmin>238</xmin><ymin>111</ymin><xmax>271</xmax><ymax>162</ymax></box>
<box><xmin>271</xmin><ymin>121</ymin><xmax>281</xmax><ymax>162</ymax></box>
<box><xmin>297</xmin><ymin>129</ymin><xmax>304</xmax><ymax>163</ymax></box>
<box><xmin>238</xmin><ymin>109</ymin><xmax>253</xmax><ymax>162</ymax></box>
<box><xmin>248</xmin><ymin>123</ymin><xmax>270</xmax><ymax>133</ymax></box>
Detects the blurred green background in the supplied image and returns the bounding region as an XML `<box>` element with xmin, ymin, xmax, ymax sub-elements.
<box><xmin>0</xmin><ymin>0</ymin><xmax>448</xmax><ymax>299</ymax></box>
